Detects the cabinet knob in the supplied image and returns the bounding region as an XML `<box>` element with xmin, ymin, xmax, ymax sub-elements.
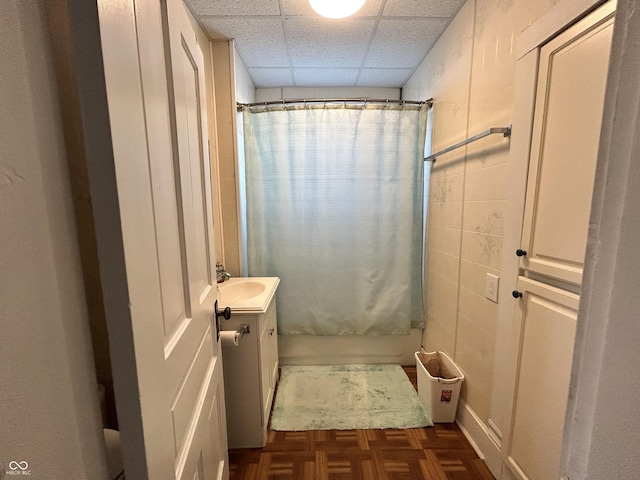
<box><xmin>515</xmin><ymin>249</ymin><xmax>527</xmax><ymax>257</ymax></box>
<box><xmin>512</xmin><ymin>290</ymin><xmax>523</xmax><ymax>299</ymax></box>
<box><xmin>269</xmin><ymin>328</ymin><xmax>274</xmax><ymax>336</ymax></box>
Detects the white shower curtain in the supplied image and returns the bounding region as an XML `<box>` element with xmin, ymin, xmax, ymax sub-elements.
<box><xmin>243</xmin><ymin>103</ymin><xmax>428</xmax><ymax>335</ymax></box>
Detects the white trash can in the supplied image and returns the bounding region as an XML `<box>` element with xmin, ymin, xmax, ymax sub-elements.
<box><xmin>415</xmin><ymin>350</ymin><xmax>465</xmax><ymax>423</ymax></box>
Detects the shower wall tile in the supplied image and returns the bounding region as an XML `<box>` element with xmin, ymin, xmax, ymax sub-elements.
<box><xmin>455</xmin><ymin>336</ymin><xmax>494</xmax><ymax>421</ymax></box>
<box><xmin>464</xmin><ymin>164</ymin><xmax>509</xmax><ymax>201</ymax></box>
<box><xmin>470</xmin><ymin>0</ymin><xmax>557</xmax><ymax>104</ymax></box>
<box><xmin>423</xmin><ymin>312</ymin><xmax>455</xmax><ymax>354</ymax></box>
<box><xmin>428</xmin><ymin>202</ymin><xmax>463</xmax><ymax>230</ymax></box>
<box><xmin>459</xmin><ymin>259</ymin><xmax>500</xmax><ymax>301</ymax></box>
<box><xmin>404</xmin><ymin>0</ymin><xmax>475</xmax><ymax>161</ymax></box>
<box><xmin>429</xmin><ymin>248</ymin><xmax>460</xmax><ymax>284</ymax></box>
<box><xmin>462</xmin><ymin>201</ymin><xmax>505</xmax><ymax>236</ymax></box>
<box><xmin>427</xmin><ymin>226</ymin><xmax>462</xmax><ymax>257</ymax></box>
<box><xmin>458</xmin><ymin>286</ymin><xmax>498</xmax><ymax>337</ymax></box>
<box><xmin>426</xmin><ymin>270</ymin><xmax>459</xmax><ymax>311</ymax></box>
<box><xmin>426</xmin><ymin>288</ymin><xmax>458</xmax><ymax>336</ymax></box>
<box><xmin>466</xmin><ymin>87</ymin><xmax>514</xmax><ymax>172</ymax></box>
<box><xmin>457</xmin><ymin>312</ymin><xmax>496</xmax><ymax>365</ymax></box>
<box><xmin>221</xmin><ymin>203</ymin><xmax>238</xmax><ymax>238</ymax></box>
<box><xmin>429</xmin><ymin>169</ymin><xmax>465</xmax><ymax>202</ymax></box>
<box><xmin>461</xmin><ymin>231</ymin><xmax>503</xmax><ymax>271</ymax></box>
<box><xmin>224</xmin><ymin>239</ymin><xmax>240</xmax><ymax>277</ymax></box>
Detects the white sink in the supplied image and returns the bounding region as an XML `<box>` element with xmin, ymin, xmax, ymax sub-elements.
<box><xmin>217</xmin><ymin>277</ymin><xmax>280</xmax><ymax>313</ymax></box>
<box><xmin>218</xmin><ymin>280</ymin><xmax>266</xmax><ymax>302</ymax></box>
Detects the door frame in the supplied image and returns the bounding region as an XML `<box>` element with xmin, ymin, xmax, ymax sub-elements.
<box><xmin>48</xmin><ymin>0</ymin><xmax>139</xmax><ymax>475</ymax></box>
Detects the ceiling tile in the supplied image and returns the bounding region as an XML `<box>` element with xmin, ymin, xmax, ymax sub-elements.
<box><xmin>186</xmin><ymin>0</ymin><xmax>280</xmax><ymax>16</ymax></box>
<box><xmin>249</xmin><ymin>68</ymin><xmax>295</xmax><ymax>87</ymax></box>
<box><xmin>364</xmin><ymin>18</ymin><xmax>449</xmax><ymax>68</ymax></box>
<box><xmin>357</xmin><ymin>68</ymin><xmax>413</xmax><ymax>87</ymax></box>
<box><xmin>285</xmin><ymin>17</ymin><xmax>375</xmax><ymax>67</ymax></box>
<box><xmin>382</xmin><ymin>0</ymin><xmax>465</xmax><ymax>17</ymax></box>
<box><xmin>188</xmin><ymin>0</ymin><xmax>466</xmax><ymax>88</ymax></box>
<box><xmin>293</xmin><ymin>68</ymin><xmax>359</xmax><ymax>87</ymax></box>
<box><xmin>201</xmin><ymin>18</ymin><xmax>290</xmax><ymax>67</ymax></box>
<box><xmin>282</xmin><ymin>0</ymin><xmax>383</xmax><ymax>17</ymax></box>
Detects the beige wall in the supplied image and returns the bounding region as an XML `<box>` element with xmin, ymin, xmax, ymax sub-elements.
<box><xmin>210</xmin><ymin>41</ymin><xmax>255</xmax><ymax>276</ymax></box>
<box><xmin>403</xmin><ymin>0</ymin><xmax>560</xmax><ymax>424</ymax></box>
<box><xmin>0</xmin><ymin>1</ymin><xmax>106</xmax><ymax>477</ymax></box>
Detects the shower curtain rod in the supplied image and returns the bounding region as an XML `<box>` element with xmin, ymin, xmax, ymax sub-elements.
<box><xmin>236</xmin><ymin>97</ymin><xmax>433</xmax><ymax>110</ymax></box>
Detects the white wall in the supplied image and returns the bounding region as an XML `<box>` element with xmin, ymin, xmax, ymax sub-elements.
<box><xmin>256</xmin><ymin>86</ymin><xmax>400</xmax><ymax>102</ymax></box>
<box><xmin>0</xmin><ymin>2</ymin><xmax>106</xmax><ymax>478</ymax></box>
<box><xmin>234</xmin><ymin>46</ymin><xmax>256</xmax><ymax>104</ymax></box>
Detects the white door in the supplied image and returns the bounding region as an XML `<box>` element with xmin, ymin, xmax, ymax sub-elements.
<box><xmin>505</xmin><ymin>3</ymin><xmax>615</xmax><ymax>480</ymax></box>
<box><xmin>97</xmin><ymin>0</ymin><xmax>228</xmax><ymax>478</ymax></box>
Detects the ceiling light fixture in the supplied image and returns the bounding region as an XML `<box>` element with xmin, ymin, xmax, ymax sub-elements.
<box><xmin>308</xmin><ymin>0</ymin><xmax>366</xmax><ymax>19</ymax></box>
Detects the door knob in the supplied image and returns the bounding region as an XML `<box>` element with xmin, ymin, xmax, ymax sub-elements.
<box><xmin>215</xmin><ymin>300</ymin><xmax>231</xmax><ymax>320</ymax></box>
<box><xmin>512</xmin><ymin>290</ymin><xmax>523</xmax><ymax>299</ymax></box>
<box><xmin>515</xmin><ymin>249</ymin><xmax>527</xmax><ymax>257</ymax></box>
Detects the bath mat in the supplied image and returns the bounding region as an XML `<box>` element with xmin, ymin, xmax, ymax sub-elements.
<box><xmin>270</xmin><ymin>364</ymin><xmax>433</xmax><ymax>431</ymax></box>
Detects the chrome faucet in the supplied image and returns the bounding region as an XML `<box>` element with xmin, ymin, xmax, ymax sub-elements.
<box><xmin>216</xmin><ymin>263</ymin><xmax>231</xmax><ymax>283</ymax></box>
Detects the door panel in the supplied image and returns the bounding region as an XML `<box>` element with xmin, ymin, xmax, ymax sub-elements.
<box><xmin>171</xmin><ymin>327</ymin><xmax>215</xmax><ymax>455</ymax></box>
<box><xmin>177</xmin><ymin>37</ymin><xmax>214</xmax><ymax>298</ymax></box>
<box><xmin>165</xmin><ymin>0</ymin><xmax>227</xmax><ymax>477</ymax></box>
<box><xmin>97</xmin><ymin>0</ymin><xmax>228</xmax><ymax>477</ymax></box>
<box><xmin>519</xmin><ymin>2</ymin><xmax>615</xmax><ymax>285</ymax></box>
<box><xmin>507</xmin><ymin>278</ymin><xmax>579</xmax><ymax>480</ymax></box>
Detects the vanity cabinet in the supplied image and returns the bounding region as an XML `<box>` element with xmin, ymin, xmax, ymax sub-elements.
<box><xmin>221</xmin><ymin>298</ymin><xmax>279</xmax><ymax>448</ymax></box>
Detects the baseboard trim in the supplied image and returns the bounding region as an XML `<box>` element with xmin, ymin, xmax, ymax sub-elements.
<box><xmin>456</xmin><ymin>399</ymin><xmax>503</xmax><ymax>478</ymax></box>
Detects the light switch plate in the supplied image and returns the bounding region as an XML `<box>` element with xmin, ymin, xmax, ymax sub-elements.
<box><xmin>485</xmin><ymin>274</ymin><xmax>499</xmax><ymax>303</ymax></box>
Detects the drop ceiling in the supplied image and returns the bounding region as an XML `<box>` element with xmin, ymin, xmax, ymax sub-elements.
<box><xmin>185</xmin><ymin>0</ymin><xmax>465</xmax><ymax>88</ymax></box>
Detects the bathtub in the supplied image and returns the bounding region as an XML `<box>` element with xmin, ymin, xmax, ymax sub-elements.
<box><xmin>218</xmin><ymin>278</ymin><xmax>423</xmax><ymax>366</ymax></box>
<box><xmin>278</xmin><ymin>329</ymin><xmax>423</xmax><ymax>366</ymax></box>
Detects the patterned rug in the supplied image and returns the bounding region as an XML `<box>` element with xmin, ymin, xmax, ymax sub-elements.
<box><xmin>270</xmin><ymin>364</ymin><xmax>433</xmax><ymax>431</ymax></box>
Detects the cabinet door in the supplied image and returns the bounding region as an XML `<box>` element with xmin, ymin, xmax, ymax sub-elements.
<box><xmin>505</xmin><ymin>4</ymin><xmax>615</xmax><ymax>480</ymax></box>
<box><xmin>259</xmin><ymin>304</ymin><xmax>277</xmax><ymax>426</ymax></box>
<box><xmin>507</xmin><ymin>277</ymin><xmax>579</xmax><ymax>480</ymax></box>
<box><xmin>269</xmin><ymin>302</ymin><xmax>279</xmax><ymax>390</ymax></box>
<box><xmin>519</xmin><ymin>2</ymin><xmax>614</xmax><ymax>286</ymax></box>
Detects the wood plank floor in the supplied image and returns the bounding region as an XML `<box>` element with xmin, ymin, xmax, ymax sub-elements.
<box><xmin>229</xmin><ymin>366</ymin><xmax>495</xmax><ymax>480</ymax></box>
